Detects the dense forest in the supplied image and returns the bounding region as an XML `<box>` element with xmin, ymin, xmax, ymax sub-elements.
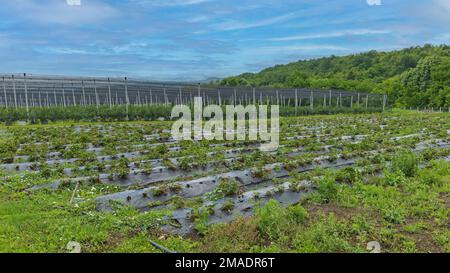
<box><xmin>219</xmin><ymin>45</ymin><xmax>450</xmax><ymax>108</ymax></box>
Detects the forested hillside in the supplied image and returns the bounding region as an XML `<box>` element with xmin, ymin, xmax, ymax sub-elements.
<box><xmin>220</xmin><ymin>45</ymin><xmax>450</xmax><ymax>108</ymax></box>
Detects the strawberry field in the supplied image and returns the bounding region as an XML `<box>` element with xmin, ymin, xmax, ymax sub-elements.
<box><xmin>0</xmin><ymin>110</ymin><xmax>449</xmax><ymax>253</ymax></box>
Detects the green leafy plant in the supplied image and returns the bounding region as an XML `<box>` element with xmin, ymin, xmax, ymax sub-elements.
<box><xmin>391</xmin><ymin>150</ymin><xmax>419</xmax><ymax>177</ymax></box>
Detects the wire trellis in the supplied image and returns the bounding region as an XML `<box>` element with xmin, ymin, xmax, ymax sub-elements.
<box><xmin>0</xmin><ymin>74</ymin><xmax>387</xmax><ymax>111</ymax></box>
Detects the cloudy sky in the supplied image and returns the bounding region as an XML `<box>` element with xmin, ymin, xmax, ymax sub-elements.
<box><xmin>0</xmin><ymin>0</ymin><xmax>449</xmax><ymax>80</ymax></box>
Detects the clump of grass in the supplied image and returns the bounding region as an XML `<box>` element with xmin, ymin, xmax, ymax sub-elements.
<box><xmin>335</xmin><ymin>167</ymin><xmax>362</xmax><ymax>184</ymax></box>
<box><xmin>390</xmin><ymin>150</ymin><xmax>418</xmax><ymax>177</ymax></box>
<box><xmin>254</xmin><ymin>200</ymin><xmax>308</xmax><ymax>241</ymax></box>
<box><xmin>288</xmin><ymin>204</ymin><xmax>309</xmax><ymax>224</ymax></box>
<box><xmin>316</xmin><ymin>175</ymin><xmax>339</xmax><ymax>203</ymax></box>
<box><xmin>292</xmin><ymin>214</ymin><xmax>356</xmax><ymax>253</ymax></box>
<box><xmin>383</xmin><ymin>169</ymin><xmax>406</xmax><ymax>186</ymax></box>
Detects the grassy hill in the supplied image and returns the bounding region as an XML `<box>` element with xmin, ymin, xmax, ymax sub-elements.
<box><xmin>220</xmin><ymin>45</ymin><xmax>450</xmax><ymax>108</ymax></box>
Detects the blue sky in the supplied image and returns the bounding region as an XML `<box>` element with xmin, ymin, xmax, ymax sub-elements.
<box><xmin>0</xmin><ymin>0</ymin><xmax>449</xmax><ymax>80</ymax></box>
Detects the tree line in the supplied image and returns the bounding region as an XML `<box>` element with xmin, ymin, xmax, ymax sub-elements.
<box><xmin>218</xmin><ymin>45</ymin><xmax>450</xmax><ymax>108</ymax></box>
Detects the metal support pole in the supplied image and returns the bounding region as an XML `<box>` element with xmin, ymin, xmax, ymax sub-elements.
<box><xmin>164</xmin><ymin>88</ymin><xmax>168</xmax><ymax>105</ymax></box>
<box><xmin>62</xmin><ymin>83</ymin><xmax>66</xmax><ymax>107</ymax></box>
<box><xmin>38</xmin><ymin>89</ymin><xmax>42</xmax><ymax>108</ymax></box>
<box><xmin>23</xmin><ymin>73</ymin><xmax>29</xmax><ymax>115</ymax></box>
<box><xmin>124</xmin><ymin>77</ymin><xmax>130</xmax><ymax>118</ymax></box>
<box><xmin>108</xmin><ymin>78</ymin><xmax>112</xmax><ymax>108</ymax></box>
<box><xmin>12</xmin><ymin>75</ymin><xmax>17</xmax><ymax>109</ymax></box>
<box><xmin>2</xmin><ymin>76</ymin><xmax>7</xmax><ymax>108</ymax></box>
<box><xmin>329</xmin><ymin>90</ymin><xmax>332</xmax><ymax>107</ymax></box>
<box><xmin>72</xmin><ymin>83</ymin><xmax>76</xmax><ymax>106</ymax></box>
<box><xmin>53</xmin><ymin>85</ymin><xmax>58</xmax><ymax>106</ymax></box>
<box><xmin>94</xmin><ymin>79</ymin><xmax>99</xmax><ymax>108</ymax></box>
<box><xmin>150</xmin><ymin>89</ymin><xmax>153</xmax><ymax>105</ymax></box>
<box><xmin>81</xmin><ymin>80</ymin><xmax>86</xmax><ymax>106</ymax></box>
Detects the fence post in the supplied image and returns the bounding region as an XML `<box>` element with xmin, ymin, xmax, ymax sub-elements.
<box><xmin>23</xmin><ymin>73</ymin><xmax>29</xmax><ymax>115</ymax></box>
<box><xmin>365</xmin><ymin>95</ymin><xmax>369</xmax><ymax>109</ymax></box>
<box><xmin>71</xmin><ymin>84</ymin><xmax>76</xmax><ymax>106</ymax></box>
<box><xmin>81</xmin><ymin>80</ymin><xmax>86</xmax><ymax>106</ymax></box>
<box><xmin>38</xmin><ymin>89</ymin><xmax>42</xmax><ymax>108</ymax></box>
<box><xmin>150</xmin><ymin>88</ymin><xmax>153</xmax><ymax>105</ymax></box>
<box><xmin>329</xmin><ymin>90</ymin><xmax>332</xmax><ymax>107</ymax></box>
<box><xmin>218</xmin><ymin>89</ymin><xmax>222</xmax><ymax>106</ymax></box>
<box><xmin>163</xmin><ymin>87</ymin><xmax>167</xmax><ymax>105</ymax></box>
<box><xmin>310</xmin><ymin>90</ymin><xmax>314</xmax><ymax>109</ymax></box>
<box><xmin>252</xmin><ymin>87</ymin><xmax>256</xmax><ymax>104</ymax></box>
<box><xmin>382</xmin><ymin>95</ymin><xmax>386</xmax><ymax>111</ymax></box>
<box><xmin>350</xmin><ymin>96</ymin><xmax>353</xmax><ymax>108</ymax></box>
<box><xmin>124</xmin><ymin>77</ymin><xmax>129</xmax><ymax>119</ymax></box>
<box><xmin>12</xmin><ymin>75</ymin><xmax>18</xmax><ymax>109</ymax></box>
<box><xmin>108</xmin><ymin>78</ymin><xmax>112</xmax><ymax>108</ymax></box>
<box><xmin>62</xmin><ymin>83</ymin><xmax>66</xmax><ymax>107</ymax></box>
<box><xmin>2</xmin><ymin>76</ymin><xmax>7</xmax><ymax>108</ymax></box>
<box><xmin>295</xmin><ymin>88</ymin><xmax>298</xmax><ymax>116</ymax></box>
<box><xmin>94</xmin><ymin>79</ymin><xmax>99</xmax><ymax>108</ymax></box>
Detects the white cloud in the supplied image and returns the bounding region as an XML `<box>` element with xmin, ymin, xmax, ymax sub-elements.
<box><xmin>366</xmin><ymin>0</ymin><xmax>382</xmax><ymax>6</ymax></box>
<box><xmin>269</xmin><ymin>29</ymin><xmax>391</xmax><ymax>41</ymax></box>
<box><xmin>66</xmin><ymin>0</ymin><xmax>81</xmax><ymax>6</ymax></box>
<box><xmin>4</xmin><ymin>0</ymin><xmax>118</xmax><ymax>25</ymax></box>
<box><xmin>133</xmin><ymin>0</ymin><xmax>213</xmax><ymax>7</ymax></box>
<box><xmin>250</xmin><ymin>45</ymin><xmax>348</xmax><ymax>54</ymax></box>
<box><xmin>212</xmin><ymin>12</ymin><xmax>301</xmax><ymax>31</ymax></box>
<box><xmin>186</xmin><ymin>15</ymin><xmax>211</xmax><ymax>23</ymax></box>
